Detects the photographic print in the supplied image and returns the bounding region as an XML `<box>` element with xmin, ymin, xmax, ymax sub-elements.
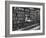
<box><xmin>5</xmin><ymin>1</ymin><xmax>45</xmax><ymax>37</ymax></box>
<box><xmin>12</xmin><ymin>7</ymin><xmax>40</xmax><ymax>31</ymax></box>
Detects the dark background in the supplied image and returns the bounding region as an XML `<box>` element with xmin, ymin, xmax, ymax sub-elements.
<box><xmin>12</xmin><ymin>7</ymin><xmax>40</xmax><ymax>31</ymax></box>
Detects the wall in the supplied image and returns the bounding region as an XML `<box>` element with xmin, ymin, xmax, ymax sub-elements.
<box><xmin>0</xmin><ymin>0</ymin><xmax>46</xmax><ymax>38</ymax></box>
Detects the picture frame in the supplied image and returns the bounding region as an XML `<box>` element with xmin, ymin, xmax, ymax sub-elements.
<box><xmin>5</xmin><ymin>1</ymin><xmax>45</xmax><ymax>37</ymax></box>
